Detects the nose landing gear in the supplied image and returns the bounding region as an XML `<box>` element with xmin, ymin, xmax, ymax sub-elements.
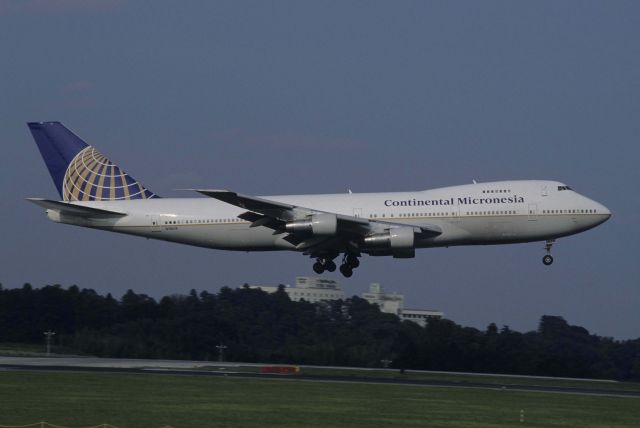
<box><xmin>542</xmin><ymin>240</ymin><xmax>555</xmax><ymax>266</ymax></box>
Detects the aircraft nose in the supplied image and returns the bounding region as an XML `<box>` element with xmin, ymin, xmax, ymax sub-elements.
<box><xmin>597</xmin><ymin>201</ymin><xmax>611</xmax><ymax>219</ymax></box>
<box><xmin>590</xmin><ymin>200</ymin><xmax>611</xmax><ymax>226</ymax></box>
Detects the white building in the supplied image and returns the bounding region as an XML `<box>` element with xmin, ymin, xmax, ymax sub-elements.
<box><xmin>401</xmin><ymin>309</ymin><xmax>444</xmax><ymax>327</ymax></box>
<box><xmin>249</xmin><ymin>276</ymin><xmax>345</xmax><ymax>303</ymax></box>
<box><xmin>248</xmin><ymin>278</ymin><xmax>443</xmax><ymax>327</ymax></box>
<box><xmin>361</xmin><ymin>283</ymin><xmax>443</xmax><ymax>327</ymax></box>
<box><xmin>361</xmin><ymin>282</ymin><xmax>403</xmax><ymax>316</ymax></box>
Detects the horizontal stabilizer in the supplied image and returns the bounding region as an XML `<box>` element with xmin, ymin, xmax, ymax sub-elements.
<box><xmin>27</xmin><ymin>198</ymin><xmax>127</xmax><ymax>218</ymax></box>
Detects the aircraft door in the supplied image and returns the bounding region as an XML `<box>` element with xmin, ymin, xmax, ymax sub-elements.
<box><xmin>150</xmin><ymin>215</ymin><xmax>161</xmax><ymax>232</ymax></box>
<box><xmin>528</xmin><ymin>204</ymin><xmax>538</xmax><ymax>221</ymax></box>
<box><xmin>451</xmin><ymin>205</ymin><xmax>462</xmax><ymax>225</ymax></box>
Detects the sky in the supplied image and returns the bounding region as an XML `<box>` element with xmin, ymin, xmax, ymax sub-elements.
<box><xmin>1</xmin><ymin>1</ymin><xmax>638</xmax><ymax>339</ymax></box>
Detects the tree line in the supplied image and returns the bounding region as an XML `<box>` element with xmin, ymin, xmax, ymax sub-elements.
<box><xmin>0</xmin><ymin>283</ymin><xmax>638</xmax><ymax>380</ymax></box>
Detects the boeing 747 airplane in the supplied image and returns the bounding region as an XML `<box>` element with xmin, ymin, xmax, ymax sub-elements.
<box><xmin>27</xmin><ymin>122</ymin><xmax>611</xmax><ymax>277</ymax></box>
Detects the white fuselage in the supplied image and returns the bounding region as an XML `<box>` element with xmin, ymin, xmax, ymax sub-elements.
<box><xmin>45</xmin><ymin>180</ymin><xmax>610</xmax><ymax>254</ymax></box>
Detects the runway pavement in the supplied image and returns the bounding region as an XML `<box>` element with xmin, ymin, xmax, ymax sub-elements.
<box><xmin>1</xmin><ymin>356</ymin><xmax>639</xmax><ymax>398</ymax></box>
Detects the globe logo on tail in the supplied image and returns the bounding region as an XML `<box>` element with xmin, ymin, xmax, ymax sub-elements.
<box><xmin>62</xmin><ymin>146</ymin><xmax>156</xmax><ymax>201</ymax></box>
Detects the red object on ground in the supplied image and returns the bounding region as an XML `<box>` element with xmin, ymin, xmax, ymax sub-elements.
<box><xmin>260</xmin><ymin>366</ymin><xmax>300</xmax><ymax>374</ymax></box>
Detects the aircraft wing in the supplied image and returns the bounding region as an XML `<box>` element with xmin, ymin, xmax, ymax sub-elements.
<box><xmin>27</xmin><ymin>198</ymin><xmax>127</xmax><ymax>218</ymax></box>
<box><xmin>194</xmin><ymin>189</ymin><xmax>374</xmax><ymax>229</ymax></box>
<box><xmin>194</xmin><ymin>190</ymin><xmax>300</xmax><ymax>221</ymax></box>
<box><xmin>193</xmin><ymin>189</ymin><xmax>441</xmax><ymax>253</ymax></box>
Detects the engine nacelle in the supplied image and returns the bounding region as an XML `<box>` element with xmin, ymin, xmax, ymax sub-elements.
<box><xmin>364</xmin><ymin>227</ymin><xmax>415</xmax><ymax>248</ymax></box>
<box><xmin>285</xmin><ymin>213</ymin><xmax>338</xmax><ymax>236</ymax></box>
<box><xmin>363</xmin><ymin>227</ymin><xmax>415</xmax><ymax>258</ymax></box>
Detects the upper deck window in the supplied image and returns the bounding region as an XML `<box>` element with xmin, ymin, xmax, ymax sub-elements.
<box><xmin>557</xmin><ymin>185</ymin><xmax>572</xmax><ymax>191</ymax></box>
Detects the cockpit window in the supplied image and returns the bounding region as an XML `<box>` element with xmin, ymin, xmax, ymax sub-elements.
<box><xmin>557</xmin><ymin>185</ymin><xmax>572</xmax><ymax>191</ymax></box>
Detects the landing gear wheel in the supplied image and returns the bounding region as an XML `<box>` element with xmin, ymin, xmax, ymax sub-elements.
<box><xmin>339</xmin><ymin>264</ymin><xmax>353</xmax><ymax>278</ymax></box>
<box><xmin>312</xmin><ymin>261</ymin><xmax>325</xmax><ymax>274</ymax></box>
<box><xmin>346</xmin><ymin>254</ymin><xmax>360</xmax><ymax>268</ymax></box>
<box><xmin>542</xmin><ymin>240</ymin><xmax>555</xmax><ymax>266</ymax></box>
<box><xmin>325</xmin><ymin>260</ymin><xmax>336</xmax><ymax>272</ymax></box>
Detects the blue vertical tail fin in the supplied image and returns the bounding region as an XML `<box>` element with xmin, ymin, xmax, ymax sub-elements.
<box><xmin>27</xmin><ymin>122</ymin><xmax>158</xmax><ymax>201</ymax></box>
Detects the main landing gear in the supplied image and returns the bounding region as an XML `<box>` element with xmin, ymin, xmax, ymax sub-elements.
<box><xmin>313</xmin><ymin>257</ymin><xmax>336</xmax><ymax>274</ymax></box>
<box><xmin>312</xmin><ymin>253</ymin><xmax>360</xmax><ymax>277</ymax></box>
<box><xmin>338</xmin><ymin>254</ymin><xmax>360</xmax><ymax>278</ymax></box>
<box><xmin>542</xmin><ymin>240</ymin><xmax>554</xmax><ymax>266</ymax></box>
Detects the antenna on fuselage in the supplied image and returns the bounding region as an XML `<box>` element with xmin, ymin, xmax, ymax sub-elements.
<box><xmin>472</xmin><ymin>179</ymin><xmax>477</xmax><ymax>184</ymax></box>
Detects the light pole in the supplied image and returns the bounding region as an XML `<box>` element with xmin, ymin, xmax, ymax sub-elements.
<box><xmin>44</xmin><ymin>330</ymin><xmax>55</xmax><ymax>357</ymax></box>
<box><xmin>216</xmin><ymin>343</ymin><xmax>227</xmax><ymax>362</ymax></box>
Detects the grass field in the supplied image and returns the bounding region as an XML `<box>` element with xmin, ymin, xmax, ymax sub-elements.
<box><xmin>0</xmin><ymin>371</ymin><xmax>639</xmax><ymax>428</ymax></box>
<box><xmin>203</xmin><ymin>365</ymin><xmax>640</xmax><ymax>394</ymax></box>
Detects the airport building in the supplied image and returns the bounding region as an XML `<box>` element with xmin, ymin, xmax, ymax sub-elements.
<box><xmin>361</xmin><ymin>283</ymin><xmax>444</xmax><ymax>327</ymax></box>
<box><xmin>248</xmin><ymin>277</ymin><xmax>443</xmax><ymax>327</ymax></box>
<box><xmin>249</xmin><ymin>276</ymin><xmax>345</xmax><ymax>303</ymax></box>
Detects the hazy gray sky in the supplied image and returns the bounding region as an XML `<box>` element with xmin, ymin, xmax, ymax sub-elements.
<box><xmin>1</xmin><ymin>1</ymin><xmax>638</xmax><ymax>338</ymax></box>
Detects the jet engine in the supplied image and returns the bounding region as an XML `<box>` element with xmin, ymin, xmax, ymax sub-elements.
<box><xmin>285</xmin><ymin>213</ymin><xmax>338</xmax><ymax>236</ymax></box>
<box><xmin>363</xmin><ymin>227</ymin><xmax>416</xmax><ymax>258</ymax></box>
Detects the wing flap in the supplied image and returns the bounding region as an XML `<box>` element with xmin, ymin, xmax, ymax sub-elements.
<box><xmin>27</xmin><ymin>198</ymin><xmax>127</xmax><ymax>218</ymax></box>
<box><xmin>238</xmin><ymin>211</ymin><xmax>286</xmax><ymax>229</ymax></box>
